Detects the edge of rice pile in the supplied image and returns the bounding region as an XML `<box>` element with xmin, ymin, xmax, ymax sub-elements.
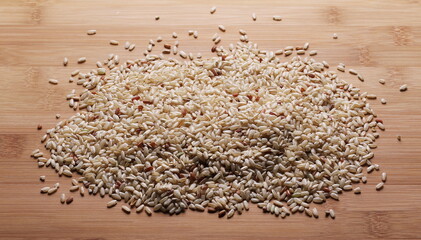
<box><xmin>35</xmin><ymin>42</ymin><xmax>383</xmax><ymax>218</ymax></box>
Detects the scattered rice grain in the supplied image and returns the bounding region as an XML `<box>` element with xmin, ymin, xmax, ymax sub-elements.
<box><xmin>381</xmin><ymin>98</ymin><xmax>387</xmax><ymax>104</ymax></box>
<box><xmin>77</xmin><ymin>57</ymin><xmax>86</xmax><ymax>64</ymax></box>
<box><xmin>210</xmin><ymin>6</ymin><xmax>216</xmax><ymax>14</ymax></box>
<box><xmin>87</xmin><ymin>30</ymin><xmax>96</xmax><ymax>35</ymax></box>
<box><xmin>107</xmin><ymin>200</ymin><xmax>117</xmax><ymax>208</ymax></box>
<box><xmin>110</xmin><ymin>40</ymin><xmax>119</xmax><ymax>45</ymax></box>
<box><xmin>48</xmin><ymin>79</ymin><xmax>58</xmax><ymax>85</ymax></box>
<box><xmin>218</xmin><ymin>25</ymin><xmax>226</xmax><ymax>32</ymax></box>
<box><xmin>273</xmin><ymin>16</ymin><xmax>282</xmax><ymax>21</ymax></box>
<box><xmin>381</xmin><ymin>172</ymin><xmax>387</xmax><ymax>182</ymax></box>
<box><xmin>400</xmin><ymin>84</ymin><xmax>408</xmax><ymax>92</ymax></box>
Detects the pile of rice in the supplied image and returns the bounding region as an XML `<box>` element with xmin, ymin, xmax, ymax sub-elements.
<box><xmin>39</xmin><ymin>42</ymin><xmax>381</xmax><ymax>218</ymax></box>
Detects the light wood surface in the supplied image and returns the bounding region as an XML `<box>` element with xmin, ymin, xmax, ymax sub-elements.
<box><xmin>1</xmin><ymin>0</ymin><xmax>421</xmax><ymax>239</ymax></box>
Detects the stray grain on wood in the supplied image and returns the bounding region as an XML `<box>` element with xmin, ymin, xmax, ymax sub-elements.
<box><xmin>381</xmin><ymin>98</ymin><xmax>387</xmax><ymax>104</ymax></box>
<box><xmin>273</xmin><ymin>16</ymin><xmax>282</xmax><ymax>21</ymax></box>
<box><xmin>349</xmin><ymin>69</ymin><xmax>358</xmax><ymax>75</ymax></box>
<box><xmin>107</xmin><ymin>200</ymin><xmax>117</xmax><ymax>208</ymax></box>
<box><xmin>376</xmin><ymin>182</ymin><xmax>384</xmax><ymax>191</ymax></box>
<box><xmin>48</xmin><ymin>79</ymin><xmax>58</xmax><ymax>85</ymax></box>
<box><xmin>179</xmin><ymin>51</ymin><xmax>187</xmax><ymax>59</ymax></box>
<box><xmin>312</xmin><ymin>208</ymin><xmax>319</xmax><ymax>218</ymax></box>
<box><xmin>382</xmin><ymin>172</ymin><xmax>387</xmax><ymax>182</ymax></box>
<box><xmin>329</xmin><ymin>209</ymin><xmax>335</xmax><ymax>219</ymax></box>
<box><xmin>110</xmin><ymin>40</ymin><xmax>119</xmax><ymax>45</ymax></box>
<box><xmin>87</xmin><ymin>30</ymin><xmax>96</xmax><ymax>35</ymax></box>
<box><xmin>218</xmin><ymin>25</ymin><xmax>226</xmax><ymax>32</ymax></box>
<box><xmin>60</xmin><ymin>194</ymin><xmax>66</xmax><ymax>204</ymax></box>
<box><xmin>210</xmin><ymin>6</ymin><xmax>216</xmax><ymax>14</ymax></box>
<box><xmin>77</xmin><ymin>57</ymin><xmax>86</xmax><ymax>64</ymax></box>
<box><xmin>65</xmin><ymin>196</ymin><xmax>73</xmax><ymax>204</ymax></box>
<box><xmin>354</xmin><ymin>187</ymin><xmax>361</xmax><ymax>194</ymax></box>
<box><xmin>40</xmin><ymin>187</ymin><xmax>50</xmax><ymax>193</ymax></box>
<box><xmin>367</xmin><ymin>94</ymin><xmax>377</xmax><ymax>100</ymax></box>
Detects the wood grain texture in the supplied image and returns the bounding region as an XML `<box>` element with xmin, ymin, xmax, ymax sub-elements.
<box><xmin>1</xmin><ymin>0</ymin><xmax>421</xmax><ymax>239</ymax></box>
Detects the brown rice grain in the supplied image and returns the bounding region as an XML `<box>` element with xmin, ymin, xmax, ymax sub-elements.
<box><xmin>66</xmin><ymin>196</ymin><xmax>73</xmax><ymax>204</ymax></box>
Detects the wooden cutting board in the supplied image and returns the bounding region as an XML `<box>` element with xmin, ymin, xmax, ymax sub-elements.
<box><xmin>1</xmin><ymin>0</ymin><xmax>420</xmax><ymax>239</ymax></box>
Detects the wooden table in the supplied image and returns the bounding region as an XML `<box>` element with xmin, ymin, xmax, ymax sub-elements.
<box><xmin>1</xmin><ymin>0</ymin><xmax>421</xmax><ymax>239</ymax></box>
